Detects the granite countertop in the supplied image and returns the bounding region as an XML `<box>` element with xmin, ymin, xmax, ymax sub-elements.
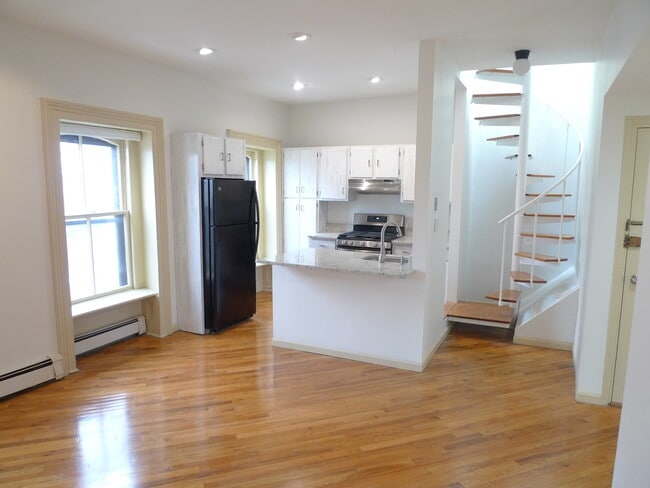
<box><xmin>257</xmin><ymin>248</ymin><xmax>413</xmax><ymax>278</ymax></box>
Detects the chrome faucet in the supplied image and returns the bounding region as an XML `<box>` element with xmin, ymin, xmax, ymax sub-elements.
<box><xmin>378</xmin><ymin>222</ymin><xmax>403</xmax><ymax>263</ymax></box>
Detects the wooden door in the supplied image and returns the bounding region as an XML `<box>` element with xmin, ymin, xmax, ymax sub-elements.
<box><xmin>612</xmin><ymin>126</ymin><xmax>650</xmax><ymax>403</ymax></box>
<box><xmin>319</xmin><ymin>147</ymin><xmax>348</xmax><ymax>200</ymax></box>
<box><xmin>373</xmin><ymin>145</ymin><xmax>400</xmax><ymax>178</ymax></box>
<box><xmin>202</xmin><ymin>135</ymin><xmax>225</xmax><ymax>176</ymax></box>
<box><xmin>349</xmin><ymin>146</ymin><xmax>374</xmax><ymax>178</ymax></box>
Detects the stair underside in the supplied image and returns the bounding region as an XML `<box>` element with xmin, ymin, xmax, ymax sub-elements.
<box><xmin>520</xmin><ymin>232</ymin><xmax>575</xmax><ymax>240</ymax></box>
<box><xmin>485</xmin><ymin>289</ymin><xmax>521</xmax><ymax>303</ymax></box>
<box><xmin>472</xmin><ymin>92</ymin><xmax>522</xmax><ymax>106</ymax></box>
<box><xmin>526</xmin><ymin>173</ymin><xmax>554</xmax><ymax>178</ymax></box>
<box><xmin>487</xmin><ymin>134</ymin><xmax>519</xmax><ymax>146</ymax></box>
<box><xmin>515</xmin><ymin>252</ymin><xmax>568</xmax><ymax>262</ymax></box>
<box><xmin>506</xmin><ymin>153</ymin><xmax>532</xmax><ymax>160</ymax></box>
<box><xmin>511</xmin><ymin>271</ymin><xmax>547</xmax><ymax>284</ymax></box>
<box><xmin>447</xmin><ymin>301</ymin><xmax>515</xmax><ymax>327</ymax></box>
<box><xmin>523</xmin><ymin>212</ymin><xmax>576</xmax><ymax>218</ymax></box>
<box><xmin>476</xmin><ymin>69</ymin><xmax>521</xmax><ymax>85</ymax></box>
<box><xmin>475</xmin><ymin>114</ymin><xmax>521</xmax><ymax>126</ymax></box>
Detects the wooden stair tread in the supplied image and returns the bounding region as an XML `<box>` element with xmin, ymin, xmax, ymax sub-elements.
<box><xmin>475</xmin><ymin>113</ymin><xmax>520</xmax><ymax>120</ymax></box>
<box><xmin>473</xmin><ymin>92</ymin><xmax>522</xmax><ymax>98</ymax></box>
<box><xmin>523</xmin><ymin>212</ymin><xmax>576</xmax><ymax>218</ymax></box>
<box><xmin>515</xmin><ymin>252</ymin><xmax>568</xmax><ymax>262</ymax></box>
<box><xmin>526</xmin><ymin>192</ymin><xmax>572</xmax><ymax>197</ymax></box>
<box><xmin>506</xmin><ymin>153</ymin><xmax>533</xmax><ymax>160</ymax></box>
<box><xmin>526</xmin><ymin>173</ymin><xmax>554</xmax><ymax>178</ymax></box>
<box><xmin>447</xmin><ymin>301</ymin><xmax>514</xmax><ymax>324</ymax></box>
<box><xmin>511</xmin><ymin>271</ymin><xmax>547</xmax><ymax>284</ymax></box>
<box><xmin>487</xmin><ymin>134</ymin><xmax>519</xmax><ymax>141</ymax></box>
<box><xmin>521</xmin><ymin>232</ymin><xmax>575</xmax><ymax>240</ymax></box>
<box><xmin>478</xmin><ymin>68</ymin><xmax>514</xmax><ymax>74</ymax></box>
<box><xmin>485</xmin><ymin>290</ymin><xmax>521</xmax><ymax>303</ymax></box>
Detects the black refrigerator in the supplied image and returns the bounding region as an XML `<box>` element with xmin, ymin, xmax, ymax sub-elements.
<box><xmin>201</xmin><ymin>178</ymin><xmax>259</xmax><ymax>332</ymax></box>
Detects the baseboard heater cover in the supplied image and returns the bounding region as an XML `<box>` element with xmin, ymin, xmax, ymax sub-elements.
<box><xmin>74</xmin><ymin>315</ymin><xmax>146</xmax><ymax>356</ymax></box>
<box><xmin>0</xmin><ymin>354</ymin><xmax>64</xmax><ymax>399</ymax></box>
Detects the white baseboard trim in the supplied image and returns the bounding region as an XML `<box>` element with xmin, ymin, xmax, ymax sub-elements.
<box><xmin>575</xmin><ymin>391</ymin><xmax>611</xmax><ymax>406</ymax></box>
<box><xmin>0</xmin><ymin>353</ymin><xmax>64</xmax><ymax>399</ymax></box>
<box><xmin>513</xmin><ymin>337</ymin><xmax>573</xmax><ymax>351</ymax></box>
<box><xmin>271</xmin><ymin>339</ymin><xmax>424</xmax><ymax>372</ymax></box>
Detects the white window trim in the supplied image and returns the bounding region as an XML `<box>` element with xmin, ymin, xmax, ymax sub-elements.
<box><xmin>41</xmin><ymin>99</ymin><xmax>172</xmax><ymax>375</ymax></box>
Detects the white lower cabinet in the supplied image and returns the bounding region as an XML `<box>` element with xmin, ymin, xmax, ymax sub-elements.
<box><xmin>283</xmin><ymin>198</ymin><xmax>318</xmax><ymax>252</ymax></box>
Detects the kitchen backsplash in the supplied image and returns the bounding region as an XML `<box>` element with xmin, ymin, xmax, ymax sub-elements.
<box><xmin>324</xmin><ymin>194</ymin><xmax>414</xmax><ymax>232</ymax></box>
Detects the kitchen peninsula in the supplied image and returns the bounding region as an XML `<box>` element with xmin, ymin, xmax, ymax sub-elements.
<box><xmin>258</xmin><ymin>248</ymin><xmax>428</xmax><ymax>371</ymax></box>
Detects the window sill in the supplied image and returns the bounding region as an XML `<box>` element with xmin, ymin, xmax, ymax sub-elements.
<box><xmin>71</xmin><ymin>288</ymin><xmax>158</xmax><ymax>318</ymax></box>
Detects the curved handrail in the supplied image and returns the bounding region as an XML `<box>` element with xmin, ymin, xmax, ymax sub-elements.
<box><xmin>496</xmin><ymin>121</ymin><xmax>584</xmax><ymax>305</ymax></box>
<box><xmin>498</xmin><ymin>131</ymin><xmax>584</xmax><ymax>225</ymax></box>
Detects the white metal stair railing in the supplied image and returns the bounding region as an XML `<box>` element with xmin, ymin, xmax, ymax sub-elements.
<box><xmin>496</xmin><ymin>122</ymin><xmax>584</xmax><ymax>306</ymax></box>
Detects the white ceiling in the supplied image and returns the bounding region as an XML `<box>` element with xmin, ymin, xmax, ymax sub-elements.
<box><xmin>0</xmin><ymin>0</ymin><xmax>615</xmax><ymax>104</ymax></box>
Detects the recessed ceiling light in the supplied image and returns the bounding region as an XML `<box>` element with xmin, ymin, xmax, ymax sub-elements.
<box><xmin>370</xmin><ymin>76</ymin><xmax>381</xmax><ymax>84</ymax></box>
<box><xmin>198</xmin><ymin>47</ymin><xmax>214</xmax><ymax>56</ymax></box>
<box><xmin>293</xmin><ymin>81</ymin><xmax>306</xmax><ymax>91</ymax></box>
<box><xmin>290</xmin><ymin>32</ymin><xmax>311</xmax><ymax>42</ymax></box>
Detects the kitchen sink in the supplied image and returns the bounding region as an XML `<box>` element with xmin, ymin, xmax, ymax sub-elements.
<box><xmin>361</xmin><ymin>254</ymin><xmax>409</xmax><ymax>264</ymax></box>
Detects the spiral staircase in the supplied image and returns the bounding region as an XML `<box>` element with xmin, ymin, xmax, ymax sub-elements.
<box><xmin>447</xmin><ymin>67</ymin><xmax>583</xmax><ymax>329</ymax></box>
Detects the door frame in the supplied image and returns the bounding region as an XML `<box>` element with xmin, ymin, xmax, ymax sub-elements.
<box><xmin>604</xmin><ymin>115</ymin><xmax>650</xmax><ymax>403</ymax></box>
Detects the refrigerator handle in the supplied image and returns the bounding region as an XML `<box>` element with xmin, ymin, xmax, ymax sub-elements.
<box><xmin>252</xmin><ymin>190</ymin><xmax>260</xmax><ymax>255</ymax></box>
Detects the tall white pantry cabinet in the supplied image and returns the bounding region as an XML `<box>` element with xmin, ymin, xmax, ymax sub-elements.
<box><xmin>282</xmin><ymin>148</ymin><xmax>319</xmax><ymax>252</ymax></box>
<box><xmin>171</xmin><ymin>132</ymin><xmax>247</xmax><ymax>333</ymax></box>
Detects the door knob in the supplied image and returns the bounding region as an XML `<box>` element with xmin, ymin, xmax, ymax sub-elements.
<box><xmin>631</xmin><ymin>274</ymin><xmax>638</xmax><ymax>285</ymax></box>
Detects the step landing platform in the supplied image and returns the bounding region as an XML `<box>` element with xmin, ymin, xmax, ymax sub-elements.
<box><xmin>446</xmin><ymin>301</ymin><xmax>516</xmax><ymax>329</ymax></box>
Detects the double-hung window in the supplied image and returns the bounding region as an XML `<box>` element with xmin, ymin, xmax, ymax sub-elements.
<box><xmin>60</xmin><ymin>127</ymin><xmax>135</xmax><ymax>302</ymax></box>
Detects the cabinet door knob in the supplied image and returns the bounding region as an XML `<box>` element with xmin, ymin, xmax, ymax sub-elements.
<box><xmin>296</xmin><ymin>204</ymin><xmax>299</xmax><ymax>211</ymax></box>
<box><xmin>296</xmin><ymin>186</ymin><xmax>300</xmax><ymax>193</ymax></box>
<box><xmin>376</xmin><ymin>159</ymin><xmax>380</xmax><ymax>167</ymax></box>
<box><xmin>631</xmin><ymin>274</ymin><xmax>638</xmax><ymax>285</ymax></box>
<box><xmin>367</xmin><ymin>159</ymin><xmax>371</xmax><ymax>167</ymax></box>
<box><xmin>227</xmin><ymin>153</ymin><xmax>231</xmax><ymax>162</ymax></box>
<box><xmin>220</xmin><ymin>152</ymin><xmax>224</xmax><ymax>161</ymax></box>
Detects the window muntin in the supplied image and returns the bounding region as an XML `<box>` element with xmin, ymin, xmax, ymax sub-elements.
<box><xmin>60</xmin><ymin>134</ymin><xmax>131</xmax><ymax>302</ymax></box>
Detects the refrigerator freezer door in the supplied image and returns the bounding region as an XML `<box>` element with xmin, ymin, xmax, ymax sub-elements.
<box><xmin>202</xmin><ymin>178</ymin><xmax>257</xmax><ymax>227</ymax></box>
<box><xmin>204</xmin><ymin>223</ymin><xmax>257</xmax><ymax>331</ymax></box>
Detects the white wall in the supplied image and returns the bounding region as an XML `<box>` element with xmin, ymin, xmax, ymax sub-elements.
<box><xmin>0</xmin><ymin>18</ymin><xmax>288</xmax><ymax>376</ymax></box>
<box><xmin>286</xmin><ymin>95</ymin><xmax>417</xmax><ymax>147</ymax></box>
<box><xmin>326</xmin><ymin>194</ymin><xmax>414</xmax><ymax>230</ymax></box>
<box><xmin>413</xmin><ymin>40</ymin><xmax>458</xmax><ymax>361</ymax></box>
<box><xmin>574</xmin><ymin>0</ymin><xmax>650</xmax><ymax>404</ymax></box>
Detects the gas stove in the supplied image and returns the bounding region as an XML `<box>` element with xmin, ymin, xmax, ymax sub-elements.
<box><xmin>336</xmin><ymin>213</ymin><xmax>405</xmax><ymax>253</ymax></box>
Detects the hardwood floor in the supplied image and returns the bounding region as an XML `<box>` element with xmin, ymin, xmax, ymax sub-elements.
<box><xmin>0</xmin><ymin>292</ymin><xmax>620</xmax><ymax>487</ymax></box>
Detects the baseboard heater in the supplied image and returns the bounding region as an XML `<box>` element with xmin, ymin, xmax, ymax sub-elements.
<box><xmin>74</xmin><ymin>315</ymin><xmax>146</xmax><ymax>356</ymax></box>
<box><xmin>0</xmin><ymin>354</ymin><xmax>64</xmax><ymax>399</ymax></box>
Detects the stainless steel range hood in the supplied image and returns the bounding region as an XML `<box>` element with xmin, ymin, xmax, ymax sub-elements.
<box><xmin>348</xmin><ymin>178</ymin><xmax>401</xmax><ymax>194</ymax></box>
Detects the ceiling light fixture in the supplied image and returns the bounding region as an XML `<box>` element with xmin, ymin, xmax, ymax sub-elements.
<box><xmin>293</xmin><ymin>81</ymin><xmax>306</xmax><ymax>91</ymax></box>
<box><xmin>290</xmin><ymin>32</ymin><xmax>311</xmax><ymax>42</ymax></box>
<box><xmin>369</xmin><ymin>76</ymin><xmax>381</xmax><ymax>84</ymax></box>
<box><xmin>198</xmin><ymin>47</ymin><xmax>214</xmax><ymax>56</ymax></box>
<box><xmin>512</xmin><ymin>49</ymin><xmax>531</xmax><ymax>76</ymax></box>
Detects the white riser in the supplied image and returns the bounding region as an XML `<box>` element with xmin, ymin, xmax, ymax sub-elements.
<box><xmin>475</xmin><ymin>71</ymin><xmax>522</xmax><ymax>85</ymax></box>
<box><xmin>472</xmin><ymin>95</ymin><xmax>522</xmax><ymax>106</ymax></box>
<box><xmin>478</xmin><ymin>117</ymin><xmax>520</xmax><ymax>127</ymax></box>
<box><xmin>496</xmin><ymin>137</ymin><xmax>519</xmax><ymax>147</ymax></box>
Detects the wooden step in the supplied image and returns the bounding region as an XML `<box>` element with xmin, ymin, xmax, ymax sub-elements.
<box><xmin>525</xmin><ymin>192</ymin><xmax>572</xmax><ymax>198</ymax></box>
<box><xmin>526</xmin><ymin>173</ymin><xmax>554</xmax><ymax>178</ymax></box>
<box><xmin>506</xmin><ymin>153</ymin><xmax>532</xmax><ymax>160</ymax></box>
<box><xmin>476</xmin><ymin>69</ymin><xmax>522</xmax><ymax>85</ymax></box>
<box><xmin>511</xmin><ymin>271</ymin><xmax>547</xmax><ymax>284</ymax></box>
<box><xmin>446</xmin><ymin>301</ymin><xmax>515</xmax><ymax>327</ymax></box>
<box><xmin>485</xmin><ymin>290</ymin><xmax>521</xmax><ymax>303</ymax></box>
<box><xmin>475</xmin><ymin>113</ymin><xmax>521</xmax><ymax>126</ymax></box>
<box><xmin>472</xmin><ymin>92</ymin><xmax>522</xmax><ymax>106</ymax></box>
<box><xmin>520</xmin><ymin>232</ymin><xmax>575</xmax><ymax>240</ymax></box>
<box><xmin>523</xmin><ymin>212</ymin><xmax>576</xmax><ymax>218</ymax></box>
<box><xmin>487</xmin><ymin>134</ymin><xmax>519</xmax><ymax>146</ymax></box>
<box><xmin>515</xmin><ymin>252</ymin><xmax>568</xmax><ymax>262</ymax></box>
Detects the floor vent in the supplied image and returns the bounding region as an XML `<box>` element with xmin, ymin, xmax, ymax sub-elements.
<box><xmin>74</xmin><ymin>315</ymin><xmax>146</xmax><ymax>356</ymax></box>
<box><xmin>0</xmin><ymin>354</ymin><xmax>64</xmax><ymax>399</ymax></box>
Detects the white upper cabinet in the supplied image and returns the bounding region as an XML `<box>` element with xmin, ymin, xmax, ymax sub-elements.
<box><xmin>318</xmin><ymin>147</ymin><xmax>348</xmax><ymax>201</ymax></box>
<box><xmin>349</xmin><ymin>146</ymin><xmax>374</xmax><ymax>178</ymax></box>
<box><xmin>373</xmin><ymin>145</ymin><xmax>400</xmax><ymax>178</ymax></box>
<box><xmin>400</xmin><ymin>145</ymin><xmax>416</xmax><ymax>203</ymax></box>
<box><xmin>349</xmin><ymin>145</ymin><xmax>400</xmax><ymax>179</ymax></box>
<box><xmin>283</xmin><ymin>148</ymin><xmax>318</xmax><ymax>199</ymax></box>
<box><xmin>202</xmin><ymin>135</ymin><xmax>245</xmax><ymax>178</ymax></box>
